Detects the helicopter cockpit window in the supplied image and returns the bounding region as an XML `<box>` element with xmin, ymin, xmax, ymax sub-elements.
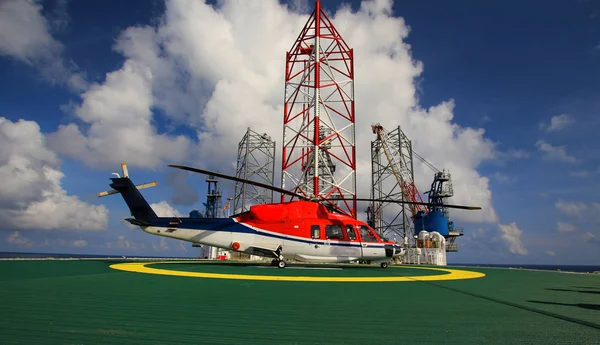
<box><xmin>359</xmin><ymin>225</ymin><xmax>378</xmax><ymax>242</ymax></box>
<box><xmin>311</xmin><ymin>225</ymin><xmax>320</xmax><ymax>239</ymax></box>
<box><xmin>346</xmin><ymin>225</ymin><xmax>356</xmax><ymax>240</ymax></box>
<box><xmin>325</xmin><ymin>225</ymin><xmax>343</xmax><ymax>239</ymax></box>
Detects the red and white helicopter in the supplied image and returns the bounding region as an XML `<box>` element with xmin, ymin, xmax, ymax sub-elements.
<box><xmin>99</xmin><ymin>163</ymin><xmax>481</xmax><ymax>268</ymax></box>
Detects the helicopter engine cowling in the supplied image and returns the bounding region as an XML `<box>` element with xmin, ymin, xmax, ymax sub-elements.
<box><xmin>384</xmin><ymin>244</ymin><xmax>404</xmax><ymax>258</ymax></box>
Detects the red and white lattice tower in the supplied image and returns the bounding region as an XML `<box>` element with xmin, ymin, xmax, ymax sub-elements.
<box><xmin>281</xmin><ymin>0</ymin><xmax>356</xmax><ymax>218</ymax></box>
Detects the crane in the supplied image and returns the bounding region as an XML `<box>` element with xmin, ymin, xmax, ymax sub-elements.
<box><xmin>370</xmin><ymin>123</ymin><xmax>463</xmax><ymax>252</ymax></box>
<box><xmin>371</xmin><ymin>124</ymin><xmax>425</xmax><ymax>216</ymax></box>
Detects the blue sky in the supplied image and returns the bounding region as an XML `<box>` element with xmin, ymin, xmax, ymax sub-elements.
<box><xmin>0</xmin><ymin>0</ymin><xmax>599</xmax><ymax>265</ymax></box>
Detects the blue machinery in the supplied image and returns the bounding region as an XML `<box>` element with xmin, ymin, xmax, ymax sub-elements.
<box><xmin>369</xmin><ymin>124</ymin><xmax>464</xmax><ymax>252</ymax></box>
<box><xmin>413</xmin><ymin>171</ymin><xmax>463</xmax><ymax>251</ymax></box>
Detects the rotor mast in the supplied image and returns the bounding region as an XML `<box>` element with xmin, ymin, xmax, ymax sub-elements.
<box><xmin>281</xmin><ymin>0</ymin><xmax>357</xmax><ymax>217</ymax></box>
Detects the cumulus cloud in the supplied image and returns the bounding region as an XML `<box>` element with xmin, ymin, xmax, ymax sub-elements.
<box><xmin>497</xmin><ymin>149</ymin><xmax>530</xmax><ymax>160</ymax></box>
<box><xmin>583</xmin><ymin>232</ymin><xmax>600</xmax><ymax>247</ymax></box>
<box><xmin>166</xmin><ymin>170</ymin><xmax>199</xmax><ymax>206</ymax></box>
<box><xmin>0</xmin><ymin>117</ymin><xmax>108</xmax><ymax>231</ymax></box>
<box><xmin>6</xmin><ymin>231</ymin><xmax>88</xmax><ymax>249</ymax></box>
<box><xmin>556</xmin><ymin>221</ymin><xmax>577</xmax><ymax>233</ymax></box>
<box><xmin>47</xmin><ymin>60</ymin><xmax>193</xmax><ymax>169</ymax></box>
<box><xmin>555</xmin><ymin>200</ymin><xmax>587</xmax><ymax>219</ymax></box>
<box><xmin>498</xmin><ymin>222</ymin><xmax>528</xmax><ymax>255</ymax></box>
<box><xmin>491</xmin><ymin>172</ymin><xmax>516</xmax><ymax>184</ymax></box>
<box><xmin>44</xmin><ymin>0</ymin><xmax>498</xmax><ymax>224</ymax></box>
<box><xmin>539</xmin><ymin>114</ymin><xmax>573</xmax><ymax>132</ymax></box>
<box><xmin>105</xmin><ymin>235</ymin><xmax>145</xmax><ymax>250</ymax></box>
<box><xmin>535</xmin><ymin>140</ymin><xmax>578</xmax><ymax>163</ymax></box>
<box><xmin>71</xmin><ymin>239</ymin><xmax>88</xmax><ymax>247</ymax></box>
<box><xmin>6</xmin><ymin>231</ymin><xmax>34</xmax><ymax>248</ymax></box>
<box><xmin>153</xmin><ymin>237</ymin><xmax>169</xmax><ymax>251</ymax></box>
<box><xmin>569</xmin><ymin>170</ymin><xmax>590</xmax><ymax>178</ymax></box>
<box><xmin>0</xmin><ymin>0</ymin><xmax>86</xmax><ymax>91</ymax></box>
<box><xmin>468</xmin><ymin>224</ymin><xmax>527</xmax><ymax>255</ymax></box>
<box><xmin>150</xmin><ymin>201</ymin><xmax>184</xmax><ymax>217</ymax></box>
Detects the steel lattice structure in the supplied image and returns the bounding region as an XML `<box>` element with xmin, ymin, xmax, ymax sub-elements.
<box><xmin>281</xmin><ymin>0</ymin><xmax>356</xmax><ymax>218</ymax></box>
<box><xmin>233</xmin><ymin>128</ymin><xmax>276</xmax><ymax>214</ymax></box>
<box><xmin>370</xmin><ymin>125</ymin><xmax>415</xmax><ymax>240</ymax></box>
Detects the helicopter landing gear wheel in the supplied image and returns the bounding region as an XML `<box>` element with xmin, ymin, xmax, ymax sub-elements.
<box><xmin>380</xmin><ymin>262</ymin><xmax>389</xmax><ymax>269</ymax></box>
<box><xmin>277</xmin><ymin>260</ymin><xmax>286</xmax><ymax>269</ymax></box>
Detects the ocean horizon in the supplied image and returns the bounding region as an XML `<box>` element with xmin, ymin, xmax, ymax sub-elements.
<box><xmin>1</xmin><ymin>251</ymin><xmax>598</xmax><ymax>273</ymax></box>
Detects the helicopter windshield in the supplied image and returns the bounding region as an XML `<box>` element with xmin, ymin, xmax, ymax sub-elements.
<box><xmin>358</xmin><ymin>225</ymin><xmax>378</xmax><ymax>242</ymax></box>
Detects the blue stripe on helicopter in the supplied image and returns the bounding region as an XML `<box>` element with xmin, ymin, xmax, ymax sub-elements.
<box><xmin>146</xmin><ymin>217</ymin><xmax>385</xmax><ymax>248</ymax></box>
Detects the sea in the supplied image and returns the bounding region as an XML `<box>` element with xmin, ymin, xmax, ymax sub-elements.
<box><xmin>0</xmin><ymin>252</ymin><xmax>192</xmax><ymax>260</ymax></box>
<box><xmin>1</xmin><ymin>252</ymin><xmax>599</xmax><ymax>273</ymax></box>
<box><xmin>452</xmin><ymin>263</ymin><xmax>600</xmax><ymax>274</ymax></box>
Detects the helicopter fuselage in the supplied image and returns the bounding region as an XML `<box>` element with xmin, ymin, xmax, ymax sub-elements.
<box><xmin>136</xmin><ymin>212</ymin><xmax>401</xmax><ymax>263</ymax></box>
<box><xmin>131</xmin><ymin>200</ymin><xmax>403</xmax><ymax>263</ymax></box>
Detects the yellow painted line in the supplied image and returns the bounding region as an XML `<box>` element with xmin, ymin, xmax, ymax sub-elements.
<box><xmin>109</xmin><ymin>261</ymin><xmax>485</xmax><ymax>282</ymax></box>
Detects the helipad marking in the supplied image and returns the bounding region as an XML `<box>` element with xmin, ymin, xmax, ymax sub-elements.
<box><xmin>109</xmin><ymin>261</ymin><xmax>485</xmax><ymax>282</ymax></box>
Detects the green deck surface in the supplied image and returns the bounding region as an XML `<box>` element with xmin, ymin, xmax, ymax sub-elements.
<box><xmin>0</xmin><ymin>260</ymin><xmax>598</xmax><ymax>344</ymax></box>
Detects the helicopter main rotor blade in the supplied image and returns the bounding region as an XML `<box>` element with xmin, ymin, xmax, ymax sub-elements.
<box><xmin>168</xmin><ymin>165</ymin><xmax>304</xmax><ymax>200</ymax></box>
<box><xmin>321</xmin><ymin>197</ymin><xmax>481</xmax><ymax>210</ymax></box>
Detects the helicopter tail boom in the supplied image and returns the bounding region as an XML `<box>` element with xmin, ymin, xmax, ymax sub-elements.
<box><xmin>108</xmin><ymin>177</ymin><xmax>158</xmax><ymax>224</ymax></box>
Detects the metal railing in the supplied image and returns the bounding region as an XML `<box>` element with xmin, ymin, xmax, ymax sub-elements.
<box><xmin>446</xmin><ymin>244</ymin><xmax>459</xmax><ymax>252</ymax></box>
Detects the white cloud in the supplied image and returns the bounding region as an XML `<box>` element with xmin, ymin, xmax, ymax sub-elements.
<box><xmin>498</xmin><ymin>149</ymin><xmax>530</xmax><ymax>160</ymax></box>
<box><xmin>153</xmin><ymin>237</ymin><xmax>169</xmax><ymax>251</ymax></box>
<box><xmin>150</xmin><ymin>201</ymin><xmax>184</xmax><ymax>217</ymax></box>
<box><xmin>105</xmin><ymin>235</ymin><xmax>145</xmax><ymax>250</ymax></box>
<box><xmin>535</xmin><ymin>140</ymin><xmax>578</xmax><ymax>163</ymax></box>
<box><xmin>6</xmin><ymin>231</ymin><xmax>34</xmax><ymax>248</ymax></box>
<box><xmin>178</xmin><ymin>240</ymin><xmax>188</xmax><ymax>252</ymax></box>
<box><xmin>539</xmin><ymin>114</ymin><xmax>573</xmax><ymax>132</ymax></box>
<box><xmin>555</xmin><ymin>200</ymin><xmax>587</xmax><ymax>219</ymax></box>
<box><xmin>71</xmin><ymin>239</ymin><xmax>88</xmax><ymax>247</ymax></box>
<box><xmin>0</xmin><ymin>117</ymin><xmax>108</xmax><ymax>231</ymax></box>
<box><xmin>556</xmin><ymin>221</ymin><xmax>577</xmax><ymax>233</ymax></box>
<box><xmin>583</xmin><ymin>232</ymin><xmax>600</xmax><ymax>246</ymax></box>
<box><xmin>545</xmin><ymin>250</ymin><xmax>556</xmax><ymax>256</ymax></box>
<box><xmin>165</xmin><ymin>170</ymin><xmax>199</xmax><ymax>206</ymax></box>
<box><xmin>491</xmin><ymin>172</ymin><xmax>516</xmax><ymax>184</ymax></box>
<box><xmin>47</xmin><ymin>60</ymin><xmax>193</xmax><ymax>169</ymax></box>
<box><xmin>45</xmin><ymin>0</ymin><xmax>498</xmax><ymax>224</ymax></box>
<box><xmin>569</xmin><ymin>170</ymin><xmax>589</xmax><ymax>178</ymax></box>
<box><xmin>498</xmin><ymin>222</ymin><xmax>528</xmax><ymax>255</ymax></box>
<box><xmin>0</xmin><ymin>0</ymin><xmax>86</xmax><ymax>91</ymax></box>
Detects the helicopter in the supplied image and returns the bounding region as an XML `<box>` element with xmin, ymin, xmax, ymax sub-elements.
<box><xmin>99</xmin><ymin>163</ymin><xmax>481</xmax><ymax>268</ymax></box>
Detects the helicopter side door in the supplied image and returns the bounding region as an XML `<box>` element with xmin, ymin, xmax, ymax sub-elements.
<box><xmin>357</xmin><ymin>225</ymin><xmax>380</xmax><ymax>259</ymax></box>
<box><xmin>321</xmin><ymin>223</ymin><xmax>362</xmax><ymax>261</ymax></box>
<box><xmin>343</xmin><ymin>224</ymin><xmax>362</xmax><ymax>259</ymax></box>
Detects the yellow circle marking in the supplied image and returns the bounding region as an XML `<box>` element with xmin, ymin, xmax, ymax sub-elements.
<box><xmin>110</xmin><ymin>261</ymin><xmax>485</xmax><ymax>282</ymax></box>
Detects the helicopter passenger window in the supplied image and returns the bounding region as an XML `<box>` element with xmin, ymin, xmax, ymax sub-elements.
<box><xmin>346</xmin><ymin>225</ymin><xmax>356</xmax><ymax>240</ymax></box>
<box><xmin>325</xmin><ymin>225</ymin><xmax>343</xmax><ymax>239</ymax></box>
<box><xmin>359</xmin><ymin>225</ymin><xmax>378</xmax><ymax>242</ymax></box>
<box><xmin>311</xmin><ymin>225</ymin><xmax>320</xmax><ymax>239</ymax></box>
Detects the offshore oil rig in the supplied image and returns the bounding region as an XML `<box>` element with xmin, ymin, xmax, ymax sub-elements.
<box><xmin>193</xmin><ymin>0</ymin><xmax>465</xmax><ymax>265</ymax></box>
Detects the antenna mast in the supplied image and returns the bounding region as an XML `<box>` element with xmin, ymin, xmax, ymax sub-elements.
<box><xmin>281</xmin><ymin>0</ymin><xmax>357</xmax><ymax>217</ymax></box>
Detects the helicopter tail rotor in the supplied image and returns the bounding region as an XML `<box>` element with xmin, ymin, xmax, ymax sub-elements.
<box><xmin>97</xmin><ymin>162</ymin><xmax>159</xmax><ymax>223</ymax></box>
<box><xmin>98</xmin><ymin>162</ymin><xmax>158</xmax><ymax>197</ymax></box>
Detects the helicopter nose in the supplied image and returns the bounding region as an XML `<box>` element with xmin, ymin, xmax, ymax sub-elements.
<box><xmin>384</xmin><ymin>244</ymin><xmax>394</xmax><ymax>258</ymax></box>
<box><xmin>385</xmin><ymin>244</ymin><xmax>404</xmax><ymax>258</ymax></box>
